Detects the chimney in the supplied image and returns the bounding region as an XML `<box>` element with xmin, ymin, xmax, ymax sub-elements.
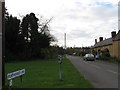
<box><xmin>99</xmin><ymin>37</ymin><xmax>103</xmax><ymax>42</ymax></box>
<box><xmin>95</xmin><ymin>39</ymin><xmax>97</xmax><ymax>44</ymax></box>
<box><xmin>111</xmin><ymin>31</ymin><xmax>116</xmax><ymax>38</ymax></box>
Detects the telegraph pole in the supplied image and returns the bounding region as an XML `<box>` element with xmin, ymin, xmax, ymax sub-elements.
<box><xmin>64</xmin><ymin>33</ymin><xmax>66</xmax><ymax>55</ymax></box>
<box><xmin>64</xmin><ymin>33</ymin><xmax>66</xmax><ymax>49</ymax></box>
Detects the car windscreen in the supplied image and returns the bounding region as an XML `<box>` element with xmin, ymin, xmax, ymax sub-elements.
<box><xmin>86</xmin><ymin>54</ymin><xmax>94</xmax><ymax>57</ymax></box>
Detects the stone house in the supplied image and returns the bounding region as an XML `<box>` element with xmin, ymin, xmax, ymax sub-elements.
<box><xmin>92</xmin><ymin>30</ymin><xmax>120</xmax><ymax>59</ymax></box>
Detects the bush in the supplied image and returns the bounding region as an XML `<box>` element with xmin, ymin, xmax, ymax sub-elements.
<box><xmin>99</xmin><ymin>55</ymin><xmax>111</xmax><ymax>60</ymax></box>
<box><xmin>40</xmin><ymin>46</ymin><xmax>63</xmax><ymax>59</ymax></box>
<box><xmin>99</xmin><ymin>48</ymin><xmax>111</xmax><ymax>60</ymax></box>
<box><xmin>5</xmin><ymin>46</ymin><xmax>65</xmax><ymax>61</ymax></box>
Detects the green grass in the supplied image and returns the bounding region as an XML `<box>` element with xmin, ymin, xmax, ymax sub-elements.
<box><xmin>97</xmin><ymin>59</ymin><xmax>120</xmax><ymax>64</ymax></box>
<box><xmin>5</xmin><ymin>57</ymin><xmax>94</xmax><ymax>88</ymax></box>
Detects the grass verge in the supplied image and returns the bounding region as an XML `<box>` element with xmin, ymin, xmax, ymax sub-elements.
<box><xmin>96</xmin><ymin>58</ymin><xmax>120</xmax><ymax>64</ymax></box>
<box><xmin>5</xmin><ymin>57</ymin><xmax>93</xmax><ymax>88</ymax></box>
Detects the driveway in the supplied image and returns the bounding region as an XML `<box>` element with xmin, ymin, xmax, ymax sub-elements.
<box><xmin>66</xmin><ymin>55</ymin><xmax>119</xmax><ymax>88</ymax></box>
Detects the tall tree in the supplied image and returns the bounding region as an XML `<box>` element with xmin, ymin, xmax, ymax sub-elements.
<box><xmin>5</xmin><ymin>11</ymin><xmax>56</xmax><ymax>61</ymax></box>
<box><xmin>20</xmin><ymin>13</ymin><xmax>54</xmax><ymax>58</ymax></box>
<box><xmin>5</xmin><ymin>14</ymin><xmax>20</xmax><ymax>53</ymax></box>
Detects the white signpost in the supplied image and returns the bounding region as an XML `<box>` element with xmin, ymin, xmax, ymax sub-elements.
<box><xmin>7</xmin><ymin>69</ymin><xmax>25</xmax><ymax>80</ymax></box>
<box><xmin>0</xmin><ymin>0</ymin><xmax>5</xmax><ymax>89</ymax></box>
<box><xmin>7</xmin><ymin>69</ymin><xmax>25</xmax><ymax>89</ymax></box>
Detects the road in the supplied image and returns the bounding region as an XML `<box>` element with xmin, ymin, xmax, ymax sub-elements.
<box><xmin>66</xmin><ymin>55</ymin><xmax>119</xmax><ymax>88</ymax></box>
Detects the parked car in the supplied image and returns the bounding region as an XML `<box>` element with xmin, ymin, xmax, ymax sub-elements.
<box><xmin>95</xmin><ymin>54</ymin><xmax>99</xmax><ymax>59</ymax></box>
<box><xmin>84</xmin><ymin>54</ymin><xmax>95</xmax><ymax>61</ymax></box>
<box><xmin>73</xmin><ymin>53</ymin><xmax>76</xmax><ymax>55</ymax></box>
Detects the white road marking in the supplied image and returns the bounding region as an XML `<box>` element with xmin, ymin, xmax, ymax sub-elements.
<box><xmin>83</xmin><ymin>61</ymin><xmax>118</xmax><ymax>74</ymax></box>
<box><xmin>83</xmin><ymin>61</ymin><xmax>88</xmax><ymax>64</ymax></box>
<box><xmin>107</xmin><ymin>70</ymin><xmax>118</xmax><ymax>74</ymax></box>
<box><xmin>90</xmin><ymin>64</ymin><xmax>101</xmax><ymax>69</ymax></box>
<box><xmin>83</xmin><ymin>61</ymin><xmax>101</xmax><ymax>69</ymax></box>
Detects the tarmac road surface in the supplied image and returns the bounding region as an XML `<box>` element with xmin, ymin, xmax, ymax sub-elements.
<box><xmin>66</xmin><ymin>55</ymin><xmax>119</xmax><ymax>88</ymax></box>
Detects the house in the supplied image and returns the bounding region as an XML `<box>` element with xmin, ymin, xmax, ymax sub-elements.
<box><xmin>92</xmin><ymin>30</ymin><xmax>120</xmax><ymax>59</ymax></box>
<box><xmin>112</xmin><ymin>30</ymin><xmax>120</xmax><ymax>58</ymax></box>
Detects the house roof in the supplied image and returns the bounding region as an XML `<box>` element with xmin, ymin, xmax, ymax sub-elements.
<box><xmin>113</xmin><ymin>30</ymin><xmax>120</xmax><ymax>41</ymax></box>
<box><xmin>93</xmin><ymin>38</ymin><xmax>112</xmax><ymax>48</ymax></box>
<box><xmin>93</xmin><ymin>30</ymin><xmax>120</xmax><ymax>48</ymax></box>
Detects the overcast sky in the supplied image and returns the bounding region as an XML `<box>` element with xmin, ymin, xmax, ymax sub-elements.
<box><xmin>5</xmin><ymin>0</ymin><xmax>118</xmax><ymax>47</ymax></box>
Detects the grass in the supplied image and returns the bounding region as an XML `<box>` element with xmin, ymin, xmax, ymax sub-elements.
<box><xmin>96</xmin><ymin>56</ymin><xmax>120</xmax><ymax>64</ymax></box>
<box><xmin>5</xmin><ymin>57</ymin><xmax>94</xmax><ymax>88</ymax></box>
<box><xmin>97</xmin><ymin>59</ymin><xmax>120</xmax><ymax>64</ymax></box>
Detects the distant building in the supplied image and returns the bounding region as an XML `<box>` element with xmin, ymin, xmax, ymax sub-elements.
<box><xmin>92</xmin><ymin>30</ymin><xmax>120</xmax><ymax>59</ymax></box>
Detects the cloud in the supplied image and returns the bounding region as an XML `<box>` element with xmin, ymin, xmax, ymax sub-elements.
<box><xmin>6</xmin><ymin>0</ymin><xmax>118</xmax><ymax>47</ymax></box>
<box><xmin>68</xmin><ymin>30</ymin><xmax>92</xmax><ymax>40</ymax></box>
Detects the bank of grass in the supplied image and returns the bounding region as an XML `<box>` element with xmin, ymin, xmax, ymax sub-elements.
<box><xmin>5</xmin><ymin>57</ymin><xmax>94</xmax><ymax>88</ymax></box>
<box><xmin>97</xmin><ymin>56</ymin><xmax>120</xmax><ymax>64</ymax></box>
<box><xmin>97</xmin><ymin>59</ymin><xmax>120</xmax><ymax>64</ymax></box>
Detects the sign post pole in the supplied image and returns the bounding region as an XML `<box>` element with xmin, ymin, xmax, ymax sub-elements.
<box><xmin>20</xmin><ymin>76</ymin><xmax>22</xmax><ymax>88</ymax></box>
<box><xmin>59</xmin><ymin>63</ymin><xmax>62</xmax><ymax>80</ymax></box>
<box><xmin>9</xmin><ymin>80</ymin><xmax>12</xmax><ymax>90</ymax></box>
<box><xmin>58</xmin><ymin>55</ymin><xmax>62</xmax><ymax>81</ymax></box>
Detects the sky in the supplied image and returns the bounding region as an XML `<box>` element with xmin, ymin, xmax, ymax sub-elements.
<box><xmin>5</xmin><ymin>0</ymin><xmax>119</xmax><ymax>47</ymax></box>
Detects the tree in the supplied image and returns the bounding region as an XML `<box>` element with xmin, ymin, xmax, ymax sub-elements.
<box><xmin>5</xmin><ymin>10</ymin><xmax>20</xmax><ymax>60</ymax></box>
<box><xmin>5</xmin><ymin>15</ymin><xmax>20</xmax><ymax>51</ymax></box>
<box><xmin>5</xmin><ymin>11</ymin><xmax>56</xmax><ymax>61</ymax></box>
<box><xmin>20</xmin><ymin>13</ymin><xmax>55</xmax><ymax>58</ymax></box>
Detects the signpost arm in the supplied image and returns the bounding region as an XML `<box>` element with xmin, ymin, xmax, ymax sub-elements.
<box><xmin>7</xmin><ymin>69</ymin><xmax>25</xmax><ymax>88</ymax></box>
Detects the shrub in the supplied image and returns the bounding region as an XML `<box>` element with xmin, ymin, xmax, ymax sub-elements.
<box><xmin>99</xmin><ymin>48</ymin><xmax>111</xmax><ymax>60</ymax></box>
